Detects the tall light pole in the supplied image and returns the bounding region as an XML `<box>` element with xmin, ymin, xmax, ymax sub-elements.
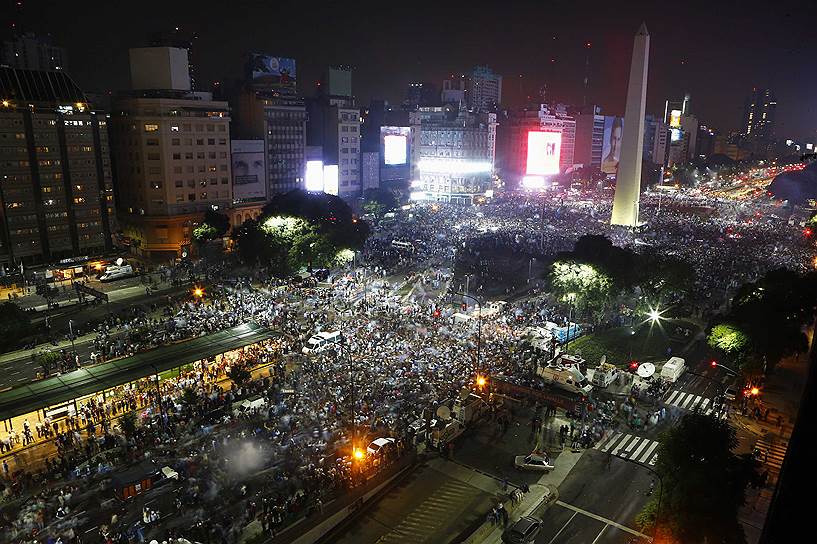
<box><xmin>610</xmin><ymin>451</ymin><xmax>664</xmax><ymax>541</ymax></box>
<box><xmin>68</xmin><ymin>319</ymin><xmax>76</xmax><ymax>355</ymax></box>
<box><xmin>452</xmin><ymin>290</ymin><xmax>482</xmax><ymax>376</ymax></box>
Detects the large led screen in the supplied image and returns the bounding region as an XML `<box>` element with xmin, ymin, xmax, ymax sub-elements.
<box><xmin>323</xmin><ymin>165</ymin><xmax>339</xmax><ymax>196</ymax></box>
<box><xmin>526</xmin><ymin>131</ymin><xmax>562</xmax><ymax>176</ymax></box>
<box><xmin>384</xmin><ymin>135</ymin><xmax>407</xmax><ymax>165</ymax></box>
<box><xmin>305</xmin><ymin>160</ymin><xmax>324</xmax><ymax>192</ymax></box>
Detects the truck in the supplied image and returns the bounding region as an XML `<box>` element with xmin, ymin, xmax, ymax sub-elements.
<box><xmin>99</xmin><ymin>263</ymin><xmax>135</xmax><ymax>282</ymax></box>
<box><xmin>590</xmin><ymin>362</ymin><xmax>619</xmax><ymax>388</ymax></box>
<box><xmin>537</xmin><ymin>354</ymin><xmax>593</xmax><ymax>395</ymax></box>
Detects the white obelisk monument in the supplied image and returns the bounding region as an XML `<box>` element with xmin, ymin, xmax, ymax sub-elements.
<box><xmin>611</xmin><ymin>22</ymin><xmax>650</xmax><ymax>227</ymax></box>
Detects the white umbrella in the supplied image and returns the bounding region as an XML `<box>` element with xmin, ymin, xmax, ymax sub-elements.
<box><xmin>637</xmin><ymin>362</ymin><xmax>656</xmax><ymax>378</ymax></box>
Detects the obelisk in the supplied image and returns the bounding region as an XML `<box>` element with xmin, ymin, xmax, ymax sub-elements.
<box><xmin>610</xmin><ymin>22</ymin><xmax>650</xmax><ymax>227</ymax></box>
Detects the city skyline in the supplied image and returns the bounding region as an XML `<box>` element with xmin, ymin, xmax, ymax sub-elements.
<box><xmin>2</xmin><ymin>0</ymin><xmax>816</xmax><ymax>140</ymax></box>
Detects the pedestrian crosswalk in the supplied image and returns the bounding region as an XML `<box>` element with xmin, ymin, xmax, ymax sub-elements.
<box><xmin>754</xmin><ymin>435</ymin><xmax>788</xmax><ymax>480</ymax></box>
<box><xmin>664</xmin><ymin>390</ymin><xmax>719</xmax><ymax>416</ymax></box>
<box><xmin>375</xmin><ymin>478</ymin><xmax>481</xmax><ymax>543</ymax></box>
<box><xmin>594</xmin><ymin>432</ymin><xmax>660</xmax><ymax>466</ymax></box>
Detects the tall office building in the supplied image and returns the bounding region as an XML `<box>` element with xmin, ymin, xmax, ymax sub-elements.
<box><xmin>149</xmin><ymin>28</ymin><xmax>198</xmax><ymax>91</ymax></box>
<box><xmin>643</xmin><ymin>114</ymin><xmax>668</xmax><ymax>166</ymax></box>
<box><xmin>742</xmin><ymin>88</ymin><xmax>776</xmax><ymax>141</ymax></box>
<box><xmin>110</xmin><ymin>48</ymin><xmax>231</xmax><ymax>260</ymax></box>
<box><xmin>409</xmin><ymin>104</ymin><xmax>496</xmax><ymax>204</ymax></box>
<box><xmin>405</xmin><ymin>82</ymin><xmax>438</xmax><ymax>109</ymax></box>
<box><xmin>1</xmin><ymin>33</ymin><xmax>68</xmax><ymax>72</ymax></box>
<box><xmin>305</xmin><ymin>67</ymin><xmax>361</xmax><ymax>200</ymax></box>
<box><xmin>497</xmin><ymin>104</ymin><xmax>576</xmax><ymax>184</ymax></box>
<box><xmin>0</xmin><ymin>67</ymin><xmax>114</xmax><ymax>267</ymax></box>
<box><xmin>441</xmin><ymin>76</ymin><xmax>467</xmax><ymax>108</ymax></box>
<box><xmin>467</xmin><ymin>66</ymin><xmax>502</xmax><ymax>112</ymax></box>
<box><xmin>574</xmin><ymin>106</ymin><xmax>606</xmax><ymax>170</ymax></box>
<box><xmin>663</xmin><ymin>93</ymin><xmax>697</xmax><ymax>166</ymax></box>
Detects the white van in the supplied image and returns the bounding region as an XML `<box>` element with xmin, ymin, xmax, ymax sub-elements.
<box><xmin>660</xmin><ymin>357</ymin><xmax>686</xmax><ymax>383</ymax></box>
<box><xmin>99</xmin><ymin>264</ymin><xmax>134</xmax><ymax>282</ymax></box>
<box><xmin>537</xmin><ymin>363</ymin><xmax>593</xmax><ymax>395</ymax></box>
<box><xmin>301</xmin><ymin>330</ymin><xmax>342</xmax><ymax>354</ymax></box>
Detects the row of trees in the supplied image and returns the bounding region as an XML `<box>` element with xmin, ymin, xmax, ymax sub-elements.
<box><xmin>548</xmin><ymin>235</ymin><xmax>695</xmax><ymax>324</ymax></box>
<box><xmin>232</xmin><ymin>190</ymin><xmax>370</xmax><ymax>276</ymax></box>
<box><xmin>707</xmin><ymin>268</ymin><xmax>817</xmax><ymax>377</ymax></box>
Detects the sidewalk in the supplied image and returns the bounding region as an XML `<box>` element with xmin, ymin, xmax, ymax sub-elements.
<box><xmin>737</xmin><ymin>352</ymin><xmax>809</xmax><ymax>544</ymax></box>
<box><xmin>468</xmin><ymin>450</ymin><xmax>583</xmax><ymax>544</ymax></box>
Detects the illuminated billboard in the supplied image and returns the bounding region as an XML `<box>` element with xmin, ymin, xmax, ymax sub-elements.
<box><xmin>670</xmin><ymin>128</ymin><xmax>683</xmax><ymax>142</ymax></box>
<box><xmin>526</xmin><ymin>131</ymin><xmax>561</xmax><ymax>176</ymax></box>
<box><xmin>601</xmin><ymin>117</ymin><xmax>623</xmax><ymax>175</ymax></box>
<box><xmin>248</xmin><ymin>54</ymin><xmax>297</xmax><ymax>93</ymax></box>
<box><xmin>323</xmin><ymin>165</ymin><xmax>339</xmax><ymax>196</ymax></box>
<box><xmin>231</xmin><ymin>140</ymin><xmax>266</xmax><ymax>201</ymax></box>
<box><xmin>305</xmin><ymin>160</ymin><xmax>324</xmax><ymax>192</ymax></box>
<box><xmin>669</xmin><ymin>109</ymin><xmax>682</xmax><ymax>128</ymax></box>
<box><xmin>381</xmin><ymin>126</ymin><xmax>410</xmax><ymax>166</ymax></box>
<box><xmin>384</xmin><ymin>135</ymin><xmax>407</xmax><ymax>165</ymax></box>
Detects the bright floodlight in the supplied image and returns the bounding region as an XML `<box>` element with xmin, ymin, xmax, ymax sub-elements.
<box><xmin>647</xmin><ymin>307</ymin><xmax>663</xmax><ymax>323</ymax></box>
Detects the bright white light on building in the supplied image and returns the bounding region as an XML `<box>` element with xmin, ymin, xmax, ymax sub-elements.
<box><xmin>521</xmin><ymin>175</ymin><xmax>546</xmax><ymax>190</ymax></box>
<box><xmin>526</xmin><ymin>131</ymin><xmax>561</xmax><ymax>176</ymax></box>
<box><xmin>786</xmin><ymin>139</ymin><xmax>793</xmax><ymax>146</ymax></box>
<box><xmin>410</xmin><ymin>191</ymin><xmax>426</xmax><ymax>201</ymax></box>
<box><xmin>305</xmin><ymin>160</ymin><xmax>324</xmax><ymax>192</ymax></box>
<box><xmin>417</xmin><ymin>159</ymin><xmax>492</xmax><ymax>174</ymax></box>
<box><xmin>484</xmin><ymin>189</ymin><xmax>494</xmax><ymax>198</ymax></box>
<box><xmin>323</xmin><ymin>164</ymin><xmax>339</xmax><ymax>195</ymax></box>
<box><xmin>410</xmin><ymin>179</ymin><xmax>423</xmax><ymax>188</ymax></box>
<box><xmin>384</xmin><ymin>135</ymin><xmax>407</xmax><ymax>165</ymax></box>
<box><xmin>807</xmin><ymin>143</ymin><xmax>814</xmax><ymax>151</ymax></box>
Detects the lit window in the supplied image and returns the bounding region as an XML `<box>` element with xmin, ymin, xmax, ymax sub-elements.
<box><xmin>144</xmin><ymin>124</ymin><xmax>159</xmax><ymax>132</ymax></box>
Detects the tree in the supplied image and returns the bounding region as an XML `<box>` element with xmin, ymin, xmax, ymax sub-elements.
<box><xmin>118</xmin><ymin>412</ymin><xmax>138</xmax><ymax>441</ymax></box>
<box><xmin>550</xmin><ymin>260</ymin><xmax>613</xmax><ymax>324</ymax></box>
<box><xmin>636</xmin><ymin>248</ymin><xmax>695</xmax><ymax>304</ymax></box>
<box><xmin>639</xmin><ymin>413</ymin><xmax>755</xmax><ymax>543</ymax></box>
<box><xmin>362</xmin><ymin>188</ymin><xmax>399</xmax><ymax>219</ymax></box>
<box><xmin>0</xmin><ymin>302</ymin><xmax>33</xmax><ymax>351</ymax></box>
<box><xmin>228</xmin><ymin>364</ymin><xmax>251</xmax><ymax>391</ymax></box>
<box><xmin>708</xmin><ymin>323</ymin><xmax>751</xmax><ymax>358</ymax></box>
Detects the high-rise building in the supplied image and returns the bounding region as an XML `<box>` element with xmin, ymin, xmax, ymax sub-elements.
<box><xmin>0</xmin><ymin>67</ymin><xmax>114</xmax><ymax>267</ymax></box>
<box><xmin>467</xmin><ymin>66</ymin><xmax>502</xmax><ymax>112</ymax></box>
<box><xmin>409</xmin><ymin>105</ymin><xmax>496</xmax><ymax>204</ymax></box>
<box><xmin>643</xmin><ymin>114</ymin><xmax>669</xmax><ymax>166</ymax></box>
<box><xmin>129</xmin><ymin>47</ymin><xmax>191</xmax><ymax>91</ymax></box>
<box><xmin>441</xmin><ymin>76</ymin><xmax>466</xmax><ymax>108</ymax></box>
<box><xmin>305</xmin><ymin>67</ymin><xmax>361</xmax><ymax>200</ymax></box>
<box><xmin>663</xmin><ymin>93</ymin><xmax>697</xmax><ymax>165</ymax></box>
<box><xmin>1</xmin><ymin>33</ymin><xmax>68</xmax><ymax>72</ymax></box>
<box><xmin>149</xmin><ymin>28</ymin><xmax>198</xmax><ymax>91</ymax></box>
<box><xmin>695</xmin><ymin>125</ymin><xmax>716</xmax><ymax>158</ymax></box>
<box><xmin>742</xmin><ymin>88</ymin><xmax>776</xmax><ymax>141</ymax></box>
<box><xmin>405</xmin><ymin>82</ymin><xmax>438</xmax><ymax>109</ymax></box>
<box><xmin>574</xmin><ymin>106</ymin><xmax>606</xmax><ymax>170</ymax></box>
<box><xmin>496</xmin><ymin>104</ymin><xmax>576</xmax><ymax>184</ymax></box>
<box><xmin>111</xmin><ymin>49</ymin><xmax>231</xmax><ymax>260</ymax></box>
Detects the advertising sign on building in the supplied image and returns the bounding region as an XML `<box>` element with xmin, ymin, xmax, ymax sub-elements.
<box><xmin>248</xmin><ymin>54</ymin><xmax>297</xmax><ymax>93</ymax></box>
<box><xmin>231</xmin><ymin>140</ymin><xmax>267</xmax><ymax>202</ymax></box>
<box><xmin>381</xmin><ymin>126</ymin><xmax>410</xmax><ymax>166</ymax></box>
<box><xmin>601</xmin><ymin>117</ymin><xmax>623</xmax><ymax>175</ymax></box>
<box><xmin>323</xmin><ymin>165</ymin><xmax>339</xmax><ymax>196</ymax></box>
<box><xmin>526</xmin><ymin>131</ymin><xmax>562</xmax><ymax>176</ymax></box>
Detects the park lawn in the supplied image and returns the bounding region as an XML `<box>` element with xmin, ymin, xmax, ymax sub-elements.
<box><xmin>566</xmin><ymin>319</ymin><xmax>702</xmax><ymax>367</ymax></box>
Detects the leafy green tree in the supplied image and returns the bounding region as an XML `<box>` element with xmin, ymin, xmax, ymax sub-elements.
<box><xmin>708</xmin><ymin>323</ymin><xmax>751</xmax><ymax>357</ymax></box>
<box><xmin>636</xmin><ymin>248</ymin><xmax>695</xmax><ymax>304</ymax></box>
<box><xmin>639</xmin><ymin>413</ymin><xmax>755</xmax><ymax>543</ymax></box>
<box><xmin>362</xmin><ymin>188</ymin><xmax>399</xmax><ymax>219</ymax></box>
<box><xmin>550</xmin><ymin>260</ymin><xmax>613</xmax><ymax>324</ymax></box>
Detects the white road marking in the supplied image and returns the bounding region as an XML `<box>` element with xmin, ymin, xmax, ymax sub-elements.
<box><xmin>600</xmin><ymin>432</ymin><xmax>622</xmax><ymax>453</ymax></box>
<box><xmin>591</xmin><ymin>524</ymin><xmax>609</xmax><ymax>544</ymax></box>
<box><xmin>555</xmin><ymin>501</ymin><xmax>651</xmax><ymax>540</ymax></box>
<box><xmin>631</xmin><ymin>438</ymin><xmax>650</xmax><ymax>461</ymax></box>
<box><xmin>665</xmin><ymin>390</ymin><xmax>681</xmax><ymax>404</ymax></box>
<box><xmin>546</xmin><ymin>511</ymin><xmax>578</xmax><ymax>544</ymax></box>
<box><xmin>638</xmin><ymin>441</ymin><xmax>660</xmax><ymax>464</ymax></box>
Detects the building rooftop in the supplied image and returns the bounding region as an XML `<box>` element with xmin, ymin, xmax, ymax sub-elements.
<box><xmin>0</xmin><ymin>65</ymin><xmax>86</xmax><ymax>105</ymax></box>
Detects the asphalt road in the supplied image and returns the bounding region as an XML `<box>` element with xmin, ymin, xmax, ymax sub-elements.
<box><xmin>533</xmin><ymin>450</ymin><xmax>653</xmax><ymax>544</ymax></box>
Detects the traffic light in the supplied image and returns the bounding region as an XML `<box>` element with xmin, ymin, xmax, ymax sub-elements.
<box><xmin>629</xmin><ymin>361</ymin><xmax>639</xmax><ymax>371</ymax></box>
<box><xmin>710</xmin><ymin>360</ymin><xmax>718</xmax><ymax>368</ymax></box>
<box><xmin>433</xmin><ymin>309</ymin><xmax>441</xmax><ymax>318</ymax></box>
<box><xmin>804</xmin><ymin>228</ymin><xmax>813</xmax><ymax>238</ymax></box>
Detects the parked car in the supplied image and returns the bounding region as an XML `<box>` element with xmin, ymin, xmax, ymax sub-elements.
<box><xmin>514</xmin><ymin>453</ymin><xmax>554</xmax><ymax>472</ymax></box>
<box><xmin>301</xmin><ymin>330</ymin><xmax>342</xmax><ymax>354</ymax></box>
<box><xmin>502</xmin><ymin>516</ymin><xmax>543</xmax><ymax>544</ymax></box>
<box><xmin>723</xmin><ymin>386</ymin><xmax>739</xmax><ymax>402</ymax></box>
<box><xmin>366</xmin><ymin>437</ymin><xmax>396</xmax><ymax>456</ymax></box>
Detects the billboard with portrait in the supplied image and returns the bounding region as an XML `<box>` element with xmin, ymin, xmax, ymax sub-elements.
<box><xmin>601</xmin><ymin>116</ymin><xmax>624</xmax><ymax>175</ymax></box>
<box><xmin>248</xmin><ymin>54</ymin><xmax>297</xmax><ymax>93</ymax></box>
<box><xmin>231</xmin><ymin>140</ymin><xmax>266</xmax><ymax>201</ymax></box>
<box><xmin>526</xmin><ymin>131</ymin><xmax>562</xmax><ymax>176</ymax></box>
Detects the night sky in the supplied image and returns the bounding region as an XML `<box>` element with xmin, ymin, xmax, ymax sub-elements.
<box><xmin>4</xmin><ymin>0</ymin><xmax>816</xmax><ymax>140</ymax></box>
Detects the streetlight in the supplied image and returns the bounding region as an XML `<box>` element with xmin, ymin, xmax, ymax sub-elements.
<box><xmin>611</xmin><ymin>452</ymin><xmax>664</xmax><ymax>541</ymax></box>
<box><xmin>451</xmin><ymin>290</ymin><xmax>482</xmax><ymax>376</ymax></box>
<box><xmin>68</xmin><ymin>319</ymin><xmax>76</xmax><ymax>361</ymax></box>
<box><xmin>192</xmin><ymin>286</ymin><xmax>205</xmax><ymax>299</ymax></box>
<box><xmin>647</xmin><ymin>306</ymin><xmax>664</xmax><ymax>324</ymax></box>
